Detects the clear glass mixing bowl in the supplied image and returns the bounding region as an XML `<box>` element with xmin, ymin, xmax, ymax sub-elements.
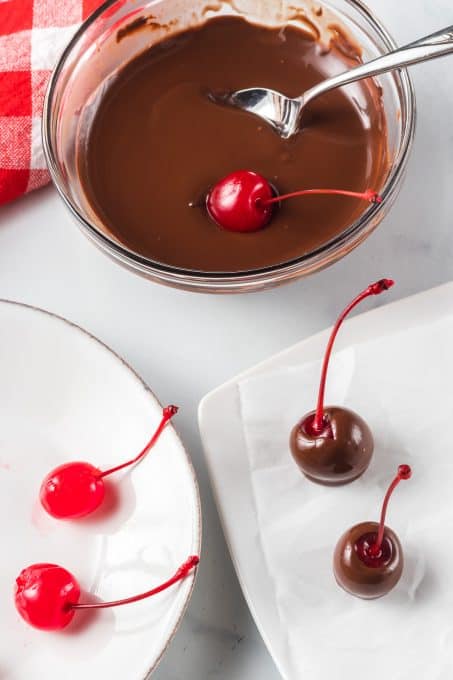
<box><xmin>43</xmin><ymin>0</ymin><xmax>416</xmax><ymax>293</ymax></box>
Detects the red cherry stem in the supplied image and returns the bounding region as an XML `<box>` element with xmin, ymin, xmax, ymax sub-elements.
<box><xmin>370</xmin><ymin>465</ymin><xmax>412</xmax><ymax>556</ymax></box>
<box><xmin>263</xmin><ymin>188</ymin><xmax>382</xmax><ymax>207</ymax></box>
<box><xmin>70</xmin><ymin>555</ymin><xmax>199</xmax><ymax>610</ymax></box>
<box><xmin>99</xmin><ymin>405</ymin><xmax>178</xmax><ymax>478</ymax></box>
<box><xmin>311</xmin><ymin>279</ymin><xmax>394</xmax><ymax>435</ymax></box>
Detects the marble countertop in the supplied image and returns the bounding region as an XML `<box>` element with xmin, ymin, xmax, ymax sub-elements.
<box><xmin>1</xmin><ymin>0</ymin><xmax>452</xmax><ymax>677</ymax></box>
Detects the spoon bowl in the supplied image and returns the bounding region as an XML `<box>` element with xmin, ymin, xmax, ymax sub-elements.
<box><xmin>217</xmin><ymin>25</ymin><xmax>453</xmax><ymax>138</ymax></box>
<box><xmin>219</xmin><ymin>88</ymin><xmax>301</xmax><ymax>139</ymax></box>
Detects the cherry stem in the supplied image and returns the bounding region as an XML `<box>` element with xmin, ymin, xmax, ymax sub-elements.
<box><xmin>369</xmin><ymin>465</ymin><xmax>412</xmax><ymax>556</ymax></box>
<box><xmin>99</xmin><ymin>405</ymin><xmax>178</xmax><ymax>478</ymax></box>
<box><xmin>70</xmin><ymin>555</ymin><xmax>199</xmax><ymax>610</ymax></box>
<box><xmin>263</xmin><ymin>188</ymin><xmax>383</xmax><ymax>207</ymax></box>
<box><xmin>311</xmin><ymin>279</ymin><xmax>394</xmax><ymax>435</ymax></box>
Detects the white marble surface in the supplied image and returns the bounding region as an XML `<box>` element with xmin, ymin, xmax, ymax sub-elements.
<box><xmin>0</xmin><ymin>1</ymin><xmax>452</xmax><ymax>677</ymax></box>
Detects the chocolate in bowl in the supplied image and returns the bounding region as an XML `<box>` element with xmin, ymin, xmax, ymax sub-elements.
<box><xmin>43</xmin><ymin>0</ymin><xmax>415</xmax><ymax>292</ymax></box>
<box><xmin>77</xmin><ymin>16</ymin><xmax>388</xmax><ymax>272</ymax></box>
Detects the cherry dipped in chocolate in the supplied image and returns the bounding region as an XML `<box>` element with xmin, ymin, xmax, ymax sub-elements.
<box><xmin>290</xmin><ymin>280</ymin><xmax>394</xmax><ymax>485</ymax></box>
<box><xmin>333</xmin><ymin>465</ymin><xmax>411</xmax><ymax>599</ymax></box>
<box><xmin>206</xmin><ymin>170</ymin><xmax>274</xmax><ymax>232</ymax></box>
<box><xmin>40</xmin><ymin>405</ymin><xmax>178</xmax><ymax>519</ymax></box>
<box><xmin>15</xmin><ymin>555</ymin><xmax>200</xmax><ymax>630</ymax></box>
<box><xmin>205</xmin><ymin>169</ymin><xmax>382</xmax><ymax>233</ymax></box>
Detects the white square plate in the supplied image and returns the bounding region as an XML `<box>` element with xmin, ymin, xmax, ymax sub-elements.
<box><xmin>199</xmin><ymin>282</ymin><xmax>453</xmax><ymax>679</ymax></box>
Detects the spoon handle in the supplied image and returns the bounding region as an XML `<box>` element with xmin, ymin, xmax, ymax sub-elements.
<box><xmin>302</xmin><ymin>25</ymin><xmax>453</xmax><ymax>105</ymax></box>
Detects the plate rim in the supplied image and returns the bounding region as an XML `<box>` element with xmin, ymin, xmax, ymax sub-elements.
<box><xmin>0</xmin><ymin>298</ymin><xmax>202</xmax><ymax>680</ymax></box>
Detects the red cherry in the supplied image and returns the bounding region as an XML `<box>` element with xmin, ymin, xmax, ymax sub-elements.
<box><xmin>205</xmin><ymin>169</ymin><xmax>383</xmax><ymax>233</ymax></box>
<box><xmin>15</xmin><ymin>564</ymin><xmax>80</xmax><ymax>630</ymax></box>
<box><xmin>40</xmin><ymin>462</ymin><xmax>104</xmax><ymax>519</ymax></box>
<box><xmin>15</xmin><ymin>556</ymin><xmax>200</xmax><ymax>631</ymax></box>
<box><xmin>40</xmin><ymin>405</ymin><xmax>178</xmax><ymax>520</ymax></box>
<box><xmin>206</xmin><ymin>170</ymin><xmax>274</xmax><ymax>232</ymax></box>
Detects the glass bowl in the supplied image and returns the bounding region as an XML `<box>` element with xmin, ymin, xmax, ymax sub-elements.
<box><xmin>43</xmin><ymin>0</ymin><xmax>416</xmax><ymax>293</ymax></box>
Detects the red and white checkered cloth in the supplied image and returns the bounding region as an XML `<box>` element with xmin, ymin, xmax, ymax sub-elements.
<box><xmin>0</xmin><ymin>0</ymin><xmax>102</xmax><ymax>206</ymax></box>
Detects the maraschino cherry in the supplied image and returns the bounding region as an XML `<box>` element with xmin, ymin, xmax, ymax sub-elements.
<box><xmin>15</xmin><ymin>555</ymin><xmax>199</xmax><ymax>630</ymax></box>
<box><xmin>333</xmin><ymin>465</ymin><xmax>411</xmax><ymax>599</ymax></box>
<box><xmin>40</xmin><ymin>405</ymin><xmax>178</xmax><ymax>520</ymax></box>
<box><xmin>205</xmin><ymin>169</ymin><xmax>382</xmax><ymax>232</ymax></box>
<box><xmin>290</xmin><ymin>280</ymin><xmax>394</xmax><ymax>485</ymax></box>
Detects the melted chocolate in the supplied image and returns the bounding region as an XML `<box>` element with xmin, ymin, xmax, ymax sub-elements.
<box><xmin>78</xmin><ymin>16</ymin><xmax>388</xmax><ymax>272</ymax></box>
<box><xmin>333</xmin><ymin>521</ymin><xmax>403</xmax><ymax>599</ymax></box>
<box><xmin>290</xmin><ymin>406</ymin><xmax>374</xmax><ymax>485</ymax></box>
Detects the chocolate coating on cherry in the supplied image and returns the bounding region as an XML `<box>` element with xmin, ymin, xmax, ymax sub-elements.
<box><xmin>333</xmin><ymin>522</ymin><xmax>403</xmax><ymax>599</ymax></box>
<box><xmin>40</xmin><ymin>405</ymin><xmax>178</xmax><ymax>519</ymax></box>
<box><xmin>205</xmin><ymin>169</ymin><xmax>382</xmax><ymax>233</ymax></box>
<box><xmin>334</xmin><ymin>465</ymin><xmax>411</xmax><ymax>599</ymax></box>
<box><xmin>290</xmin><ymin>279</ymin><xmax>394</xmax><ymax>485</ymax></box>
<box><xmin>15</xmin><ymin>556</ymin><xmax>199</xmax><ymax>631</ymax></box>
<box><xmin>290</xmin><ymin>407</ymin><xmax>373</xmax><ymax>486</ymax></box>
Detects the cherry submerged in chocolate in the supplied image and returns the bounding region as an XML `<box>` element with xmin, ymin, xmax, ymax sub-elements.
<box><xmin>78</xmin><ymin>16</ymin><xmax>388</xmax><ymax>272</ymax></box>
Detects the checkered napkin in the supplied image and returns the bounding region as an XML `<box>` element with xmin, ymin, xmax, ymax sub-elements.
<box><xmin>0</xmin><ymin>0</ymin><xmax>102</xmax><ymax>206</ymax></box>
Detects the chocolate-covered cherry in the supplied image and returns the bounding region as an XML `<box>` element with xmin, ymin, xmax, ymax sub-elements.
<box><xmin>40</xmin><ymin>405</ymin><xmax>178</xmax><ymax>519</ymax></box>
<box><xmin>290</xmin><ymin>280</ymin><xmax>394</xmax><ymax>485</ymax></box>
<box><xmin>334</xmin><ymin>465</ymin><xmax>411</xmax><ymax>599</ymax></box>
<box><xmin>15</xmin><ymin>555</ymin><xmax>199</xmax><ymax>630</ymax></box>
<box><xmin>205</xmin><ymin>169</ymin><xmax>382</xmax><ymax>232</ymax></box>
<box><xmin>291</xmin><ymin>407</ymin><xmax>374</xmax><ymax>485</ymax></box>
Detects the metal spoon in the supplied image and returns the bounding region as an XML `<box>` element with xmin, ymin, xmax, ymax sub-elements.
<box><xmin>214</xmin><ymin>25</ymin><xmax>453</xmax><ymax>139</ymax></box>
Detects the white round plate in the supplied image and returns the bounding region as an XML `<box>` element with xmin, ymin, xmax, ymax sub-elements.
<box><xmin>0</xmin><ymin>301</ymin><xmax>201</xmax><ymax>680</ymax></box>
